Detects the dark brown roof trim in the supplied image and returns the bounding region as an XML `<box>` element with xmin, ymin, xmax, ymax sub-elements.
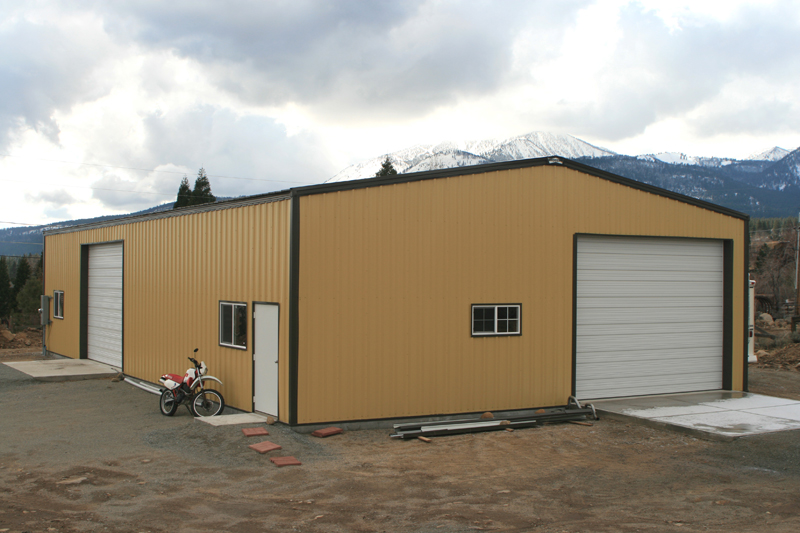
<box><xmin>43</xmin><ymin>190</ymin><xmax>292</xmax><ymax>236</ymax></box>
<box><xmin>292</xmin><ymin>156</ymin><xmax>749</xmax><ymax>221</ymax></box>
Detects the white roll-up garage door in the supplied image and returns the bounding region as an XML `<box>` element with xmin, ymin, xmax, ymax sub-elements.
<box><xmin>575</xmin><ymin>235</ymin><xmax>723</xmax><ymax>399</ymax></box>
<box><xmin>88</xmin><ymin>242</ymin><xmax>123</xmax><ymax>368</ymax></box>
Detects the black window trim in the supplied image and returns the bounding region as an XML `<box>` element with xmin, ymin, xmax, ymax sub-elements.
<box><xmin>471</xmin><ymin>303</ymin><xmax>521</xmax><ymax>337</ymax></box>
<box><xmin>219</xmin><ymin>300</ymin><xmax>248</xmax><ymax>350</ymax></box>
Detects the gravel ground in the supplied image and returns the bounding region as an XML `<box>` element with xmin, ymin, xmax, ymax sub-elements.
<box><xmin>1</xmin><ymin>359</ymin><xmax>800</xmax><ymax>532</ymax></box>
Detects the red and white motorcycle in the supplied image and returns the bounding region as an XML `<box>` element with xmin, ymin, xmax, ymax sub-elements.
<box><xmin>159</xmin><ymin>349</ymin><xmax>225</xmax><ymax>417</ymax></box>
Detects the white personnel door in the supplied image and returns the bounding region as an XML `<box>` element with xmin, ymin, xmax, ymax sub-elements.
<box><xmin>87</xmin><ymin>242</ymin><xmax>123</xmax><ymax>368</ymax></box>
<box><xmin>575</xmin><ymin>235</ymin><xmax>724</xmax><ymax>399</ymax></box>
<box><xmin>253</xmin><ymin>303</ymin><xmax>279</xmax><ymax>416</ymax></box>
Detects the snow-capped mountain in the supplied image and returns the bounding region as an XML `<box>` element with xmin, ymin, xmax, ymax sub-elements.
<box><xmin>758</xmin><ymin>147</ymin><xmax>800</xmax><ymax>190</ymax></box>
<box><xmin>322</xmin><ymin>131</ymin><xmax>800</xmax><ymax>219</ymax></box>
<box><xmin>327</xmin><ymin>132</ymin><xmax>614</xmax><ymax>183</ymax></box>
<box><xmin>747</xmin><ymin>147</ymin><xmax>791</xmax><ymax>162</ymax></box>
<box><xmin>636</xmin><ymin>152</ymin><xmax>738</xmax><ymax>168</ymax></box>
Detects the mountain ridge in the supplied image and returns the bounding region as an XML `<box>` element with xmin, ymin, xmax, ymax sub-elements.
<box><xmin>3</xmin><ymin>132</ymin><xmax>799</xmax><ymax>257</ymax></box>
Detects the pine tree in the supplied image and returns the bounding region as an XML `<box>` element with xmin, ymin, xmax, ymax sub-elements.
<box><xmin>11</xmin><ymin>256</ymin><xmax>31</xmax><ymax>311</ymax></box>
<box><xmin>174</xmin><ymin>176</ymin><xmax>192</xmax><ymax>209</ymax></box>
<box><xmin>0</xmin><ymin>257</ymin><xmax>11</xmax><ymax>319</ymax></box>
<box><xmin>375</xmin><ymin>157</ymin><xmax>398</xmax><ymax>177</ymax></box>
<box><xmin>190</xmin><ymin>167</ymin><xmax>216</xmax><ymax>206</ymax></box>
<box><xmin>16</xmin><ymin>277</ymin><xmax>43</xmax><ymax>314</ymax></box>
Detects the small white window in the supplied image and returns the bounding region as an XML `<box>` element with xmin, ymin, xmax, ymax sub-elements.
<box><xmin>472</xmin><ymin>304</ymin><xmax>520</xmax><ymax>336</ymax></box>
<box><xmin>54</xmin><ymin>290</ymin><xmax>64</xmax><ymax>319</ymax></box>
<box><xmin>219</xmin><ymin>301</ymin><xmax>247</xmax><ymax>349</ymax></box>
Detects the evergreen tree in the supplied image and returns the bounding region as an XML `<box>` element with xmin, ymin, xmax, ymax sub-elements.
<box><xmin>375</xmin><ymin>157</ymin><xmax>398</xmax><ymax>177</ymax></box>
<box><xmin>11</xmin><ymin>256</ymin><xmax>31</xmax><ymax>311</ymax></box>
<box><xmin>16</xmin><ymin>277</ymin><xmax>43</xmax><ymax>314</ymax></box>
<box><xmin>190</xmin><ymin>167</ymin><xmax>216</xmax><ymax>205</ymax></box>
<box><xmin>174</xmin><ymin>176</ymin><xmax>192</xmax><ymax>209</ymax></box>
<box><xmin>0</xmin><ymin>257</ymin><xmax>11</xmax><ymax>319</ymax></box>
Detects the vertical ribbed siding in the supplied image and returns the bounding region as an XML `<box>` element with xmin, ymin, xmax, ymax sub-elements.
<box><xmin>43</xmin><ymin>200</ymin><xmax>291</xmax><ymax>416</ymax></box>
<box><xmin>296</xmin><ymin>166</ymin><xmax>746</xmax><ymax>424</ymax></box>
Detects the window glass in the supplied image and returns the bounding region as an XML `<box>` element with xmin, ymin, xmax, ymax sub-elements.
<box><xmin>472</xmin><ymin>306</ymin><xmax>495</xmax><ymax>333</ymax></box>
<box><xmin>220</xmin><ymin>304</ymin><xmax>233</xmax><ymax>345</ymax></box>
<box><xmin>234</xmin><ymin>304</ymin><xmax>247</xmax><ymax>347</ymax></box>
<box><xmin>219</xmin><ymin>302</ymin><xmax>246</xmax><ymax>348</ymax></box>
<box><xmin>54</xmin><ymin>291</ymin><xmax>64</xmax><ymax>319</ymax></box>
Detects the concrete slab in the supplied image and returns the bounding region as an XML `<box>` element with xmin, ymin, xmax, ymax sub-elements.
<box><xmin>650</xmin><ymin>410</ymin><xmax>800</xmax><ymax>438</ymax></box>
<box><xmin>197</xmin><ymin>413</ymin><xmax>269</xmax><ymax>426</ymax></box>
<box><xmin>744</xmin><ymin>403</ymin><xmax>800</xmax><ymax>422</ymax></box>
<box><xmin>3</xmin><ymin>359</ymin><xmax>120</xmax><ymax>381</ymax></box>
<box><xmin>592</xmin><ymin>391</ymin><xmax>800</xmax><ymax>440</ymax></box>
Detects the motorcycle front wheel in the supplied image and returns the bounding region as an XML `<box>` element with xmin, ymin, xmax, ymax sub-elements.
<box><xmin>191</xmin><ymin>389</ymin><xmax>225</xmax><ymax>417</ymax></box>
<box><xmin>159</xmin><ymin>390</ymin><xmax>178</xmax><ymax>416</ymax></box>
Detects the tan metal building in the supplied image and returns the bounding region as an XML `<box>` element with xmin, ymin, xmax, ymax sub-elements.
<box><xmin>43</xmin><ymin>157</ymin><xmax>749</xmax><ymax>426</ymax></box>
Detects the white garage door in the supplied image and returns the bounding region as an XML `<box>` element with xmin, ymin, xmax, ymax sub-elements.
<box><xmin>575</xmin><ymin>235</ymin><xmax>723</xmax><ymax>399</ymax></box>
<box><xmin>88</xmin><ymin>243</ymin><xmax>123</xmax><ymax>368</ymax></box>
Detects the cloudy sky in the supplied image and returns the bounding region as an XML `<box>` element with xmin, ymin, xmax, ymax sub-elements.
<box><xmin>1</xmin><ymin>0</ymin><xmax>799</xmax><ymax>228</ymax></box>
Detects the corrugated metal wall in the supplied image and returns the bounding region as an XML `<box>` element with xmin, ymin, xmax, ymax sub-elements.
<box><xmin>44</xmin><ymin>199</ymin><xmax>291</xmax><ymax>416</ymax></box>
<box><xmin>296</xmin><ymin>165</ymin><xmax>746</xmax><ymax>423</ymax></box>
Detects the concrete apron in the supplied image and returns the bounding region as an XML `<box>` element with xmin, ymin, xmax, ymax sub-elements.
<box><xmin>3</xmin><ymin>359</ymin><xmax>121</xmax><ymax>381</ymax></box>
<box><xmin>591</xmin><ymin>391</ymin><xmax>800</xmax><ymax>441</ymax></box>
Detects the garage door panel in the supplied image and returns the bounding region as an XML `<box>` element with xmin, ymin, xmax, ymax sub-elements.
<box><xmin>577</xmin><ymin>255</ymin><xmax>723</xmax><ymax>274</ymax></box>
<box><xmin>577</xmin><ymin>237</ymin><xmax>722</xmax><ymax>256</ymax></box>
<box><xmin>576</xmin><ymin>331</ymin><xmax>722</xmax><ymax>352</ymax></box>
<box><xmin>88</xmin><ymin>243</ymin><xmax>123</xmax><ymax>368</ymax></box>
<box><xmin>575</xmin><ymin>236</ymin><xmax>723</xmax><ymax>400</ymax></box>
<box><xmin>577</xmin><ymin>297</ymin><xmax>720</xmax><ymax>309</ymax></box>
<box><xmin>578</xmin><ymin>269</ymin><xmax>722</xmax><ymax>283</ymax></box>
<box><xmin>577</xmin><ymin>358</ymin><xmax>722</xmax><ymax>379</ymax></box>
<box><xmin>577</xmin><ymin>321</ymin><xmax>723</xmax><ymax>337</ymax></box>
<box><xmin>577</xmin><ymin>374</ymin><xmax>723</xmax><ymax>399</ymax></box>
<box><xmin>577</xmin><ymin>280</ymin><xmax>722</xmax><ymax>298</ymax></box>
<box><xmin>575</xmin><ymin>345</ymin><xmax>722</xmax><ymax>364</ymax></box>
<box><xmin>577</xmin><ymin>307</ymin><xmax>723</xmax><ymax>325</ymax></box>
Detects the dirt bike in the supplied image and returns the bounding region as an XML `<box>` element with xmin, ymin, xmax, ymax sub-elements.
<box><xmin>159</xmin><ymin>349</ymin><xmax>225</xmax><ymax>417</ymax></box>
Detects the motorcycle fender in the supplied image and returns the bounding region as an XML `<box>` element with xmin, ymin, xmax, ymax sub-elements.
<box><xmin>197</xmin><ymin>376</ymin><xmax>223</xmax><ymax>387</ymax></box>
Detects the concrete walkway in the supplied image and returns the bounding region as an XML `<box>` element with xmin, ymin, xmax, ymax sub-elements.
<box><xmin>592</xmin><ymin>390</ymin><xmax>800</xmax><ymax>440</ymax></box>
<box><xmin>3</xmin><ymin>359</ymin><xmax>120</xmax><ymax>381</ymax></box>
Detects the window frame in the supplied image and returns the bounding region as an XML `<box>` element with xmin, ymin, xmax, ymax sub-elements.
<box><xmin>219</xmin><ymin>301</ymin><xmax>248</xmax><ymax>349</ymax></box>
<box><xmin>53</xmin><ymin>290</ymin><xmax>64</xmax><ymax>320</ymax></box>
<box><xmin>471</xmin><ymin>304</ymin><xmax>521</xmax><ymax>337</ymax></box>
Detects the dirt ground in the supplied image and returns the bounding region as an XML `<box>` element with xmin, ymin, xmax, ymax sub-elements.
<box><xmin>2</xmin><ymin>349</ymin><xmax>800</xmax><ymax>533</ymax></box>
<box><xmin>0</xmin><ymin>325</ymin><xmax>42</xmax><ymax>356</ymax></box>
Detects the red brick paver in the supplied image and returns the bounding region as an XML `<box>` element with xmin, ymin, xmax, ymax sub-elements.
<box><xmin>242</xmin><ymin>427</ymin><xmax>269</xmax><ymax>437</ymax></box>
<box><xmin>270</xmin><ymin>456</ymin><xmax>302</xmax><ymax>467</ymax></box>
<box><xmin>248</xmin><ymin>441</ymin><xmax>282</xmax><ymax>454</ymax></box>
<box><xmin>311</xmin><ymin>427</ymin><xmax>342</xmax><ymax>438</ymax></box>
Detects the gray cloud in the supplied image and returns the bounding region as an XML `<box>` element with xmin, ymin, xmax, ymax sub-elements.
<box><xmin>25</xmin><ymin>189</ymin><xmax>78</xmax><ymax>207</ymax></box>
<box><xmin>74</xmin><ymin>104</ymin><xmax>337</xmax><ymax>212</ymax></box>
<box><xmin>691</xmin><ymin>98</ymin><xmax>800</xmax><ymax>137</ymax></box>
<box><xmin>90</xmin><ymin>173</ymin><xmax>158</xmax><ymax>211</ymax></box>
<box><xmin>95</xmin><ymin>0</ymin><xmax>583</xmax><ymax>119</ymax></box>
<box><xmin>140</xmin><ymin>105</ymin><xmax>335</xmax><ymax>197</ymax></box>
<box><xmin>0</xmin><ymin>16</ymin><xmax>114</xmax><ymax>150</ymax></box>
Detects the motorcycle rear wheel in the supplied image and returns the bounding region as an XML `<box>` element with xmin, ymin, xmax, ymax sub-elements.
<box><xmin>192</xmin><ymin>389</ymin><xmax>225</xmax><ymax>417</ymax></box>
<box><xmin>159</xmin><ymin>390</ymin><xmax>178</xmax><ymax>416</ymax></box>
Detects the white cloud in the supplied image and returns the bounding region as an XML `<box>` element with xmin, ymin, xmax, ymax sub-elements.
<box><xmin>2</xmin><ymin>0</ymin><xmax>800</xmax><ymax>227</ymax></box>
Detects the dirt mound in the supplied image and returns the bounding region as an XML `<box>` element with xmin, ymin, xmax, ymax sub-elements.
<box><xmin>757</xmin><ymin>342</ymin><xmax>800</xmax><ymax>371</ymax></box>
<box><xmin>0</xmin><ymin>326</ymin><xmax>42</xmax><ymax>350</ymax></box>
